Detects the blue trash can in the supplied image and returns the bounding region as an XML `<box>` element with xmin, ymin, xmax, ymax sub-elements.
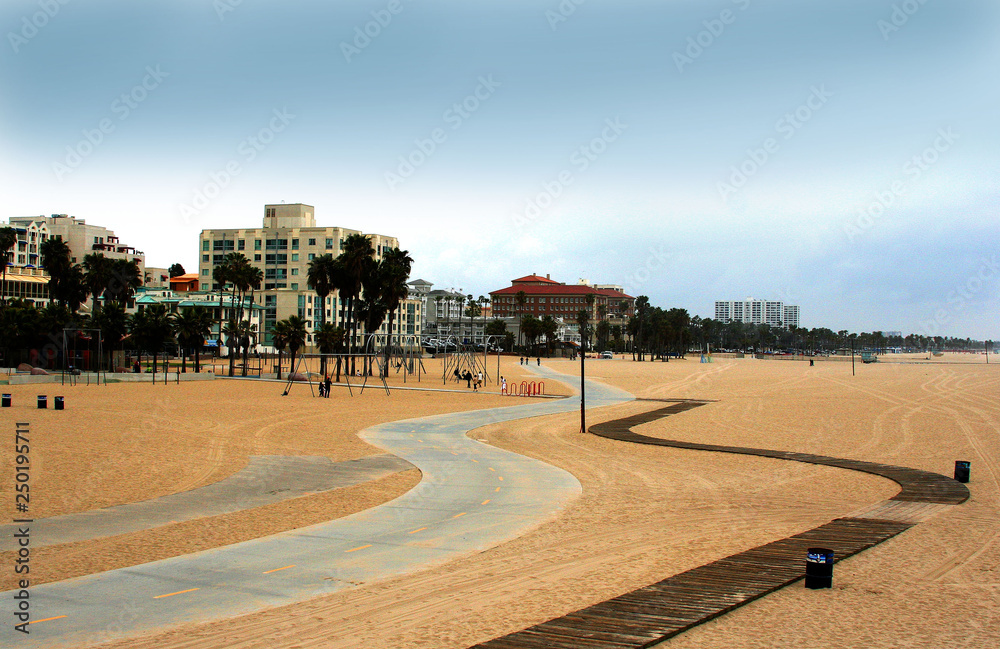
<box><xmin>805</xmin><ymin>548</ymin><xmax>834</xmax><ymax>589</ymax></box>
<box><xmin>955</xmin><ymin>461</ymin><xmax>970</xmax><ymax>483</ymax></box>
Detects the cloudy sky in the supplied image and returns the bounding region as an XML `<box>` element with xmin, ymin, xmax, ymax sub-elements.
<box><xmin>1</xmin><ymin>0</ymin><xmax>997</xmax><ymax>339</ymax></box>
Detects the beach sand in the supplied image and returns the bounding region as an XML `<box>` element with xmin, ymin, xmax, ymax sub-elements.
<box><xmin>7</xmin><ymin>354</ymin><xmax>998</xmax><ymax>647</ymax></box>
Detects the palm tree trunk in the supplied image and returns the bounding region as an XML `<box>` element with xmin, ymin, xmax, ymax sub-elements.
<box><xmin>182</xmin><ymin>348</ymin><xmax>187</xmax><ymax>373</ymax></box>
<box><xmin>276</xmin><ymin>350</ymin><xmax>282</xmax><ymax>380</ymax></box>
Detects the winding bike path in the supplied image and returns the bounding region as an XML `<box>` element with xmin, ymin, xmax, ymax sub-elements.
<box><xmin>3</xmin><ymin>370</ymin><xmax>630</xmax><ymax>647</ymax></box>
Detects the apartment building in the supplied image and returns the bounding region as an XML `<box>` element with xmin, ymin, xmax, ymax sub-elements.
<box><xmin>3</xmin><ymin>214</ymin><xmax>146</xmax><ymax>276</ymax></box>
<box><xmin>714</xmin><ymin>297</ymin><xmax>800</xmax><ymax>329</ymax></box>
<box><xmin>198</xmin><ymin>203</ymin><xmax>419</xmax><ymax>348</ymax></box>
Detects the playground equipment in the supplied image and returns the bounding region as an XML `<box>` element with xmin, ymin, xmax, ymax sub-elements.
<box><xmin>435</xmin><ymin>334</ymin><xmax>503</xmax><ymax>387</ymax></box>
<box><xmin>365</xmin><ymin>333</ymin><xmax>426</xmax><ymax>384</ymax></box>
<box><xmin>61</xmin><ymin>328</ymin><xmax>108</xmax><ymax>386</ymax></box>
<box><xmin>281</xmin><ymin>352</ymin><xmax>389</xmax><ymax>397</ymax></box>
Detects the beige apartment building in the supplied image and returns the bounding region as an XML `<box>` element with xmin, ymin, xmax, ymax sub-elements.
<box><xmin>198</xmin><ymin>203</ymin><xmax>421</xmax><ymax>349</ymax></box>
<box><xmin>4</xmin><ymin>214</ymin><xmax>146</xmax><ymax>275</ymax></box>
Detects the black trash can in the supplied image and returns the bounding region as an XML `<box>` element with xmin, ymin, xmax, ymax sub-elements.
<box><xmin>805</xmin><ymin>547</ymin><xmax>834</xmax><ymax>589</ymax></box>
<box><xmin>37</xmin><ymin>395</ymin><xmax>47</xmax><ymax>409</ymax></box>
<box><xmin>54</xmin><ymin>396</ymin><xmax>65</xmax><ymax>411</ymax></box>
<box><xmin>1</xmin><ymin>393</ymin><xmax>10</xmax><ymax>408</ymax></box>
<box><xmin>955</xmin><ymin>461</ymin><xmax>971</xmax><ymax>484</ymax></box>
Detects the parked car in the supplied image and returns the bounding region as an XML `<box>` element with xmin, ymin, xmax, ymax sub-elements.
<box><xmin>600</xmin><ymin>351</ymin><xmax>614</xmax><ymax>359</ymax></box>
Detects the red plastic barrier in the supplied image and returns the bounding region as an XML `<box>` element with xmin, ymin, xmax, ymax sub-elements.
<box><xmin>519</xmin><ymin>380</ymin><xmax>527</xmax><ymax>396</ymax></box>
<box><xmin>538</xmin><ymin>381</ymin><xmax>545</xmax><ymax>395</ymax></box>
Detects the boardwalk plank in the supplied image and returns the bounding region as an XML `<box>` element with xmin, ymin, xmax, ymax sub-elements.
<box><xmin>471</xmin><ymin>400</ymin><xmax>964</xmax><ymax>648</ymax></box>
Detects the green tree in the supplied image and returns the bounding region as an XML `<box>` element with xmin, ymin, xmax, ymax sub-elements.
<box><xmin>129</xmin><ymin>304</ymin><xmax>174</xmax><ymax>375</ymax></box>
<box><xmin>307</xmin><ymin>253</ymin><xmax>338</xmax><ymax>327</ymax></box>
<box><xmin>168</xmin><ymin>263</ymin><xmax>185</xmax><ymax>278</ymax></box>
<box><xmin>336</xmin><ymin>233</ymin><xmax>375</xmax><ymax>373</ymax></box>
<box><xmin>171</xmin><ymin>305</ymin><xmax>213</xmax><ymax>373</ymax></box>
<box><xmin>515</xmin><ymin>290</ymin><xmax>527</xmax><ymax>350</ymax></box>
<box><xmin>540</xmin><ymin>315</ymin><xmax>558</xmax><ymax>356</ymax></box>
<box><xmin>283</xmin><ymin>315</ymin><xmax>307</xmax><ymax>376</ymax></box>
<box><xmin>82</xmin><ymin>253</ymin><xmax>111</xmax><ymax>315</ymax></box>
<box><xmin>270</xmin><ymin>320</ymin><xmax>290</xmax><ymax>380</ymax></box>
<box><xmin>379</xmin><ymin>248</ymin><xmax>414</xmax><ymax>367</ymax></box>
<box><xmin>315</xmin><ymin>322</ymin><xmax>346</xmax><ymax>380</ymax></box>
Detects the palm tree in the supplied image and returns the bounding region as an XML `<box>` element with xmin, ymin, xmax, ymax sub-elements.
<box><xmin>283</xmin><ymin>315</ymin><xmax>307</xmax><ymax>376</ymax></box>
<box><xmin>456</xmin><ymin>295</ymin><xmax>466</xmax><ymax>345</ymax></box>
<box><xmin>540</xmin><ymin>315</ymin><xmax>558</xmax><ymax>356</ymax></box>
<box><xmin>576</xmin><ymin>308</ymin><xmax>591</xmax><ymax>354</ymax></box>
<box><xmin>270</xmin><ymin>320</ymin><xmax>290</xmax><ymax>380</ymax></box>
<box><xmin>39</xmin><ymin>237</ymin><xmax>73</xmax><ymax>307</ymax></box>
<box><xmin>307</xmin><ymin>253</ymin><xmax>338</xmax><ymax>327</ymax></box>
<box><xmin>514</xmin><ymin>290</ymin><xmax>527</xmax><ymax>350</ymax></box>
<box><xmin>0</xmin><ymin>226</ymin><xmax>16</xmax><ymax>305</ymax></box>
<box><xmin>105</xmin><ymin>258</ymin><xmax>142</xmax><ymax>305</ymax></box>
<box><xmin>188</xmin><ymin>306</ymin><xmax>213</xmax><ymax>373</ymax></box>
<box><xmin>336</xmin><ymin>234</ymin><xmax>375</xmax><ymax>373</ymax></box>
<box><xmin>130</xmin><ymin>304</ymin><xmax>174</xmax><ymax>375</ymax></box>
<box><xmin>379</xmin><ymin>248</ymin><xmax>414</xmax><ymax>366</ymax></box>
<box><xmin>82</xmin><ymin>253</ymin><xmax>111</xmax><ymax>315</ymax></box>
<box><xmin>315</xmin><ymin>322</ymin><xmax>345</xmax><ymax>380</ymax></box>
<box><xmin>238</xmin><ymin>320</ymin><xmax>258</xmax><ymax>376</ymax></box>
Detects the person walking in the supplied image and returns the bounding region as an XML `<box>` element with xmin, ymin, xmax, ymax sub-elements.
<box><xmin>464</xmin><ymin>370</ymin><xmax>472</xmax><ymax>388</ymax></box>
<box><xmin>324</xmin><ymin>375</ymin><xmax>332</xmax><ymax>398</ymax></box>
<box><xmin>536</xmin><ymin>357</ymin><xmax>541</xmax><ymax>366</ymax></box>
<box><xmin>500</xmin><ymin>376</ymin><xmax>507</xmax><ymax>393</ymax></box>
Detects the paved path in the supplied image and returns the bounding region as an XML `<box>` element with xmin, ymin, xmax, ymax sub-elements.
<box><xmin>3</xmin><ymin>366</ymin><xmax>631</xmax><ymax>647</ymax></box>
<box><xmin>0</xmin><ymin>455</ymin><xmax>414</xmax><ymax>551</ymax></box>
<box><xmin>473</xmin><ymin>398</ymin><xmax>969</xmax><ymax>648</ymax></box>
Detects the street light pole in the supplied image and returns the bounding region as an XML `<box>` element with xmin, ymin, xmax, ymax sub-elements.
<box><xmin>580</xmin><ymin>341</ymin><xmax>586</xmax><ymax>434</ymax></box>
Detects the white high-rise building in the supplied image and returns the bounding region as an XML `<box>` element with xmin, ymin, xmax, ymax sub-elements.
<box><xmin>714</xmin><ymin>297</ymin><xmax>800</xmax><ymax>329</ymax></box>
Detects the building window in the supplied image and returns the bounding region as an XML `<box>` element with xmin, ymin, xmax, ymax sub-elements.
<box><xmin>238</xmin><ymin>239</ymin><xmax>245</xmax><ymax>250</ymax></box>
<box><xmin>201</xmin><ymin>268</ymin><xmax>209</xmax><ymax>276</ymax></box>
<box><xmin>254</xmin><ymin>254</ymin><xmax>262</xmax><ymax>262</ymax></box>
<box><xmin>308</xmin><ymin>253</ymin><xmax>315</xmax><ymax>260</ymax></box>
<box><xmin>291</xmin><ymin>283</ymin><xmax>298</xmax><ymax>290</ymax></box>
<box><xmin>325</xmin><ymin>238</ymin><xmax>333</xmax><ymax>249</ymax></box>
<box><xmin>291</xmin><ymin>268</ymin><xmax>298</xmax><ymax>275</ymax></box>
<box><xmin>308</xmin><ymin>238</ymin><xmax>316</xmax><ymax>246</ymax></box>
<box><xmin>202</xmin><ymin>254</ymin><xmax>209</xmax><ymax>262</ymax></box>
<box><xmin>202</xmin><ymin>240</ymin><xmax>209</xmax><ymax>251</ymax></box>
<box><xmin>255</xmin><ymin>239</ymin><xmax>262</xmax><ymax>250</ymax></box>
<box><xmin>291</xmin><ymin>253</ymin><xmax>299</xmax><ymax>262</ymax></box>
<box><xmin>292</xmin><ymin>239</ymin><xmax>299</xmax><ymax>250</ymax></box>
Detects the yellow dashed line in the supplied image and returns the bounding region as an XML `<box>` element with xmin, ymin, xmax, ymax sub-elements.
<box><xmin>263</xmin><ymin>565</ymin><xmax>296</xmax><ymax>574</ymax></box>
<box><xmin>154</xmin><ymin>588</ymin><xmax>199</xmax><ymax>599</ymax></box>
<box><xmin>453</xmin><ymin>512</ymin><xmax>466</xmax><ymax>519</ymax></box>
<box><xmin>28</xmin><ymin>615</ymin><xmax>67</xmax><ymax>625</ymax></box>
<box><xmin>481</xmin><ymin>499</ymin><xmax>491</xmax><ymax>505</ymax></box>
<box><xmin>345</xmin><ymin>544</ymin><xmax>372</xmax><ymax>553</ymax></box>
<box><xmin>471</xmin><ymin>459</ymin><xmax>479</xmax><ymax>463</ymax></box>
<box><xmin>488</xmin><ymin>467</ymin><xmax>496</xmax><ymax>472</ymax></box>
<box><xmin>495</xmin><ymin>486</ymin><xmax>501</xmax><ymax>492</ymax></box>
<box><xmin>409</xmin><ymin>527</ymin><xmax>428</xmax><ymax>534</ymax></box>
<box><xmin>451</xmin><ymin>451</ymin><xmax>459</xmax><ymax>456</ymax></box>
<box><xmin>498</xmin><ymin>476</ymin><xmax>504</xmax><ymax>481</ymax></box>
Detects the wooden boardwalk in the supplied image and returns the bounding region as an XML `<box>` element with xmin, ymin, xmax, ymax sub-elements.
<box><xmin>470</xmin><ymin>401</ymin><xmax>968</xmax><ymax>649</ymax></box>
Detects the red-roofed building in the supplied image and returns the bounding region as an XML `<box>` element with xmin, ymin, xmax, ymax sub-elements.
<box><xmin>490</xmin><ymin>273</ymin><xmax>635</xmax><ymax>323</ymax></box>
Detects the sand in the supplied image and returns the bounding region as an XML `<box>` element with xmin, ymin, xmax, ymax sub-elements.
<box><xmin>0</xmin><ymin>376</ymin><xmax>517</xmax><ymax>590</ymax></box>
<box><xmin>6</xmin><ymin>354</ymin><xmax>998</xmax><ymax>647</ymax></box>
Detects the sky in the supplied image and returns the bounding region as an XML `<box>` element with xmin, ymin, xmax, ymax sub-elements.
<box><xmin>0</xmin><ymin>0</ymin><xmax>997</xmax><ymax>339</ymax></box>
